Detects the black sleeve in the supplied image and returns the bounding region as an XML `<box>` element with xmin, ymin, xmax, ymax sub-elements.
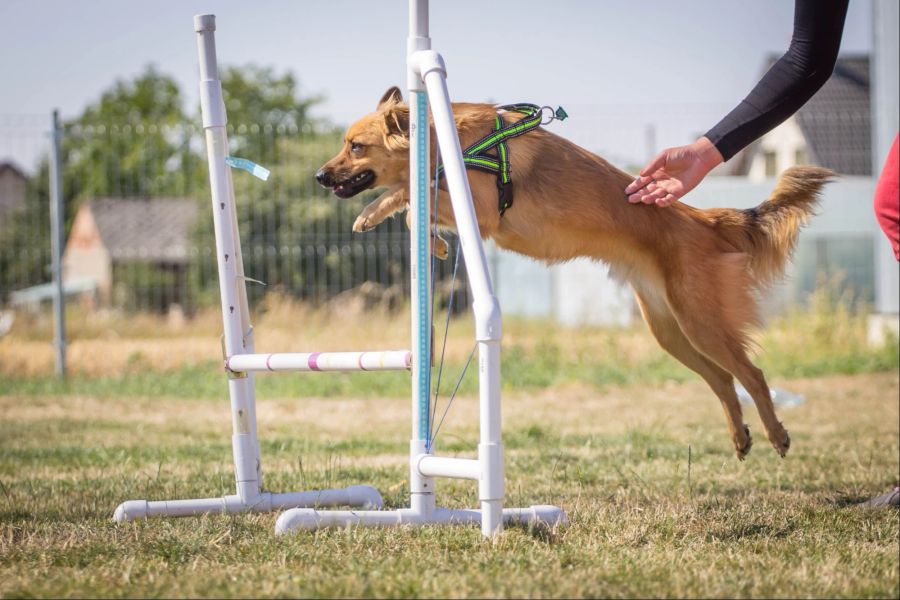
<box><xmin>705</xmin><ymin>0</ymin><xmax>849</xmax><ymax>161</ymax></box>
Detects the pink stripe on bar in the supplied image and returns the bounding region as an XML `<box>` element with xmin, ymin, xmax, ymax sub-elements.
<box><xmin>358</xmin><ymin>352</ymin><xmax>368</xmax><ymax>371</ymax></box>
<box><xmin>308</xmin><ymin>352</ymin><xmax>321</xmax><ymax>371</ymax></box>
<box><xmin>266</xmin><ymin>353</ymin><xmax>274</xmax><ymax>371</ymax></box>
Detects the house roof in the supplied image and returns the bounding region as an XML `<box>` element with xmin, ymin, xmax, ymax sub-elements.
<box><xmin>86</xmin><ymin>197</ymin><xmax>200</xmax><ymax>263</ymax></box>
<box><xmin>794</xmin><ymin>55</ymin><xmax>871</xmax><ymax>175</ymax></box>
<box><xmin>712</xmin><ymin>55</ymin><xmax>872</xmax><ymax>177</ymax></box>
<box><xmin>0</xmin><ymin>161</ymin><xmax>27</xmax><ymax>179</ymax></box>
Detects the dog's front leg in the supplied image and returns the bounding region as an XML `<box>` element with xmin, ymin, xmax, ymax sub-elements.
<box><xmin>353</xmin><ymin>185</ymin><xmax>408</xmax><ymax>233</ymax></box>
<box><xmin>404</xmin><ymin>207</ymin><xmax>450</xmax><ymax>260</ymax></box>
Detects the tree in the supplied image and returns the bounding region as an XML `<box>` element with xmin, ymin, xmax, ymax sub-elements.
<box><xmin>63</xmin><ymin>64</ymin><xmax>197</xmax><ymax>201</ymax></box>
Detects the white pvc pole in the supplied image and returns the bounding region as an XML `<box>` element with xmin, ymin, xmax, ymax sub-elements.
<box><xmin>49</xmin><ymin>109</ymin><xmax>66</xmax><ymax>378</ymax></box>
<box><xmin>114</xmin><ymin>485</ymin><xmax>383</xmax><ymax>522</ymax></box>
<box><xmin>417</xmin><ymin>455</ymin><xmax>480</xmax><ymax>480</ymax></box>
<box><xmin>275</xmin><ymin>505</ymin><xmax>566</xmax><ymax>534</ymax></box>
<box><xmin>407</xmin><ymin>0</ymin><xmax>435</xmax><ymax>518</ymax></box>
<box><xmin>194</xmin><ymin>14</ymin><xmax>260</xmax><ymax>504</ymax></box>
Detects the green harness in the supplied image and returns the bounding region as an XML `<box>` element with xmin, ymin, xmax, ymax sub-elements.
<box><xmin>436</xmin><ymin>103</ymin><xmax>567</xmax><ymax>216</ymax></box>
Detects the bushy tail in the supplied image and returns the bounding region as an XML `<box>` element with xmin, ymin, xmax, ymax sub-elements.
<box><xmin>717</xmin><ymin>166</ymin><xmax>834</xmax><ymax>288</ymax></box>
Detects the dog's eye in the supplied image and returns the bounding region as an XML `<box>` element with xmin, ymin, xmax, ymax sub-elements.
<box><xmin>350</xmin><ymin>141</ymin><xmax>364</xmax><ymax>154</ymax></box>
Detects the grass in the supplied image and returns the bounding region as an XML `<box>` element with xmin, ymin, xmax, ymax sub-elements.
<box><xmin>0</xmin><ymin>291</ymin><xmax>898</xmax><ymax>597</ymax></box>
<box><xmin>2</xmin><ymin>287</ymin><xmax>897</xmax><ymax>399</ymax></box>
<box><xmin>1</xmin><ymin>374</ymin><xmax>897</xmax><ymax>598</ymax></box>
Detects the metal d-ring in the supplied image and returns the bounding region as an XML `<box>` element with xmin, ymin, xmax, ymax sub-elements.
<box><xmin>539</xmin><ymin>106</ymin><xmax>557</xmax><ymax>125</ymax></box>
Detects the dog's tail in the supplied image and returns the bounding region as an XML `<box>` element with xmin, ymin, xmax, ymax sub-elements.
<box><xmin>715</xmin><ymin>166</ymin><xmax>834</xmax><ymax>289</ymax></box>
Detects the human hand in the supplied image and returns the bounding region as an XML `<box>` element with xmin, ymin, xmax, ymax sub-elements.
<box><xmin>625</xmin><ymin>136</ymin><xmax>724</xmax><ymax>207</ymax></box>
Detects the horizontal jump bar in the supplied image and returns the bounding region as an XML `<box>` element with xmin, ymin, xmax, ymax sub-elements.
<box><xmin>416</xmin><ymin>455</ymin><xmax>481</xmax><ymax>480</ymax></box>
<box><xmin>226</xmin><ymin>350</ymin><xmax>412</xmax><ymax>373</ymax></box>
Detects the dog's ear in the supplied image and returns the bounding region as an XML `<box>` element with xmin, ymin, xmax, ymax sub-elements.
<box><xmin>377</xmin><ymin>86</ymin><xmax>403</xmax><ymax>110</ymax></box>
<box><xmin>381</xmin><ymin>104</ymin><xmax>410</xmax><ymax>151</ymax></box>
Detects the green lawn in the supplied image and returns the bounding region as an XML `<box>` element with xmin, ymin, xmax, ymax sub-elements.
<box><xmin>1</xmin><ymin>368</ymin><xmax>897</xmax><ymax>598</ymax></box>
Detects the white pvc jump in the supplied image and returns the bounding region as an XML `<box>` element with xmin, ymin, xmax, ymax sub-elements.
<box><xmin>112</xmin><ymin>13</ymin><xmax>386</xmax><ymax>523</ymax></box>
<box><xmin>226</xmin><ymin>350</ymin><xmax>412</xmax><ymax>373</ymax></box>
<box><xmin>112</xmin><ymin>3</ymin><xmax>566</xmax><ymax>537</ymax></box>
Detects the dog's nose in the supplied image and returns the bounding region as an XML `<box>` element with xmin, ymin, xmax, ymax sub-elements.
<box><xmin>315</xmin><ymin>169</ymin><xmax>333</xmax><ymax>187</ymax></box>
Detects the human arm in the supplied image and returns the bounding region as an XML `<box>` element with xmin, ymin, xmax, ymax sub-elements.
<box><xmin>626</xmin><ymin>0</ymin><xmax>849</xmax><ymax>206</ymax></box>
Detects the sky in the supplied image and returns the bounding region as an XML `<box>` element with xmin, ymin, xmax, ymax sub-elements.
<box><xmin>0</xmin><ymin>0</ymin><xmax>875</xmax><ymax>170</ymax></box>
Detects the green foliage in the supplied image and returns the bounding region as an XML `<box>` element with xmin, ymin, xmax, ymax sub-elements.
<box><xmin>0</xmin><ymin>179</ymin><xmax>51</xmax><ymax>299</ymax></box>
<box><xmin>63</xmin><ymin>64</ymin><xmax>196</xmax><ymax>200</ymax></box>
<box><xmin>220</xmin><ymin>65</ymin><xmax>323</xmax><ymax>160</ymax></box>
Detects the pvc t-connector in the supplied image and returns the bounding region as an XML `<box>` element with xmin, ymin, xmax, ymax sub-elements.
<box><xmin>406</xmin><ymin>37</ymin><xmax>431</xmax><ymax>92</ymax></box>
<box><xmin>408</xmin><ymin>50</ymin><xmax>446</xmax><ymax>80</ymax></box>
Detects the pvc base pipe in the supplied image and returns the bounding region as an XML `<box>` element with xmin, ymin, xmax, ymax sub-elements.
<box><xmin>113</xmin><ymin>485</ymin><xmax>383</xmax><ymax>523</ymax></box>
<box><xmin>275</xmin><ymin>505</ymin><xmax>568</xmax><ymax>535</ymax></box>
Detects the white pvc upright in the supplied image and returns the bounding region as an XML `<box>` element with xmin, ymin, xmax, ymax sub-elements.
<box><xmin>112</xmin><ymin>15</ymin><xmax>385</xmax><ymax>522</ymax></box>
<box><xmin>407</xmin><ymin>0</ymin><xmax>435</xmax><ymax>519</ymax></box>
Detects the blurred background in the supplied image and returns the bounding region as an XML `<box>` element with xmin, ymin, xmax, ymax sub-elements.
<box><xmin>0</xmin><ymin>0</ymin><xmax>897</xmax><ymax>380</ymax></box>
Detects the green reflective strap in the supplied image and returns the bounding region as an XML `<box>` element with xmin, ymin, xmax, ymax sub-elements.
<box><xmin>495</xmin><ymin>116</ymin><xmax>511</xmax><ymax>185</ymax></box>
<box><xmin>498</xmin><ymin>140</ymin><xmax>510</xmax><ymax>184</ymax></box>
<box><xmin>467</xmin><ymin>113</ymin><xmax>541</xmax><ymax>155</ymax></box>
<box><xmin>463</xmin><ymin>156</ymin><xmax>500</xmax><ymax>171</ymax></box>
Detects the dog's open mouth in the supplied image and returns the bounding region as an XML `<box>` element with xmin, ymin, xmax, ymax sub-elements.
<box><xmin>332</xmin><ymin>170</ymin><xmax>376</xmax><ymax>198</ymax></box>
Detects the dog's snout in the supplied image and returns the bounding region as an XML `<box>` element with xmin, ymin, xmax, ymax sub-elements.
<box><xmin>315</xmin><ymin>168</ymin><xmax>333</xmax><ymax>187</ymax></box>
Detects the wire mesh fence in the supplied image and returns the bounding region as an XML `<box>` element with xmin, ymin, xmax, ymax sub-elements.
<box><xmin>0</xmin><ymin>106</ymin><xmax>885</xmax><ymax>328</ymax></box>
<box><xmin>0</xmin><ymin>114</ymin><xmax>469</xmax><ymax>318</ymax></box>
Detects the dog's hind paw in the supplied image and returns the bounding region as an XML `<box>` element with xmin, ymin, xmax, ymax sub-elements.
<box><xmin>772</xmin><ymin>428</ymin><xmax>791</xmax><ymax>458</ymax></box>
<box><xmin>735</xmin><ymin>424</ymin><xmax>753</xmax><ymax>460</ymax></box>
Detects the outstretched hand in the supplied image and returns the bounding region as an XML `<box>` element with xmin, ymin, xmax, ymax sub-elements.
<box><xmin>625</xmin><ymin>136</ymin><xmax>724</xmax><ymax>207</ymax></box>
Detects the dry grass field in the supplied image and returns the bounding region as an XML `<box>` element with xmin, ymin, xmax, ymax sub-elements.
<box><xmin>0</xmin><ymin>293</ymin><xmax>897</xmax><ymax>597</ymax></box>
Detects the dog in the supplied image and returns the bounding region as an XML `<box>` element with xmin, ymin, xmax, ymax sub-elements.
<box><xmin>315</xmin><ymin>86</ymin><xmax>833</xmax><ymax>460</ymax></box>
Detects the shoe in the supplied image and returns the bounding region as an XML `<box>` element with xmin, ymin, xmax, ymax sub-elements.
<box><xmin>862</xmin><ymin>486</ymin><xmax>900</xmax><ymax>507</ymax></box>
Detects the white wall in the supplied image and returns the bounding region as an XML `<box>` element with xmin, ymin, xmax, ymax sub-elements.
<box><xmin>747</xmin><ymin>118</ymin><xmax>809</xmax><ymax>182</ymax></box>
<box><xmin>486</xmin><ymin>245</ymin><xmax>634</xmax><ymax>327</ymax></box>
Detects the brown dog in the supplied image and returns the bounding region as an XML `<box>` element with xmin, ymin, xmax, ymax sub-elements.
<box><xmin>316</xmin><ymin>86</ymin><xmax>833</xmax><ymax>460</ymax></box>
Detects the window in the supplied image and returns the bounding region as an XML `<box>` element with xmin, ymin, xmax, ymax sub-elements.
<box><xmin>764</xmin><ymin>151</ymin><xmax>777</xmax><ymax>176</ymax></box>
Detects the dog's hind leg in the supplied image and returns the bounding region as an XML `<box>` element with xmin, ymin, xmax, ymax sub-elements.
<box><xmin>664</xmin><ymin>256</ymin><xmax>791</xmax><ymax>457</ymax></box>
<box><xmin>634</xmin><ymin>289</ymin><xmax>753</xmax><ymax>459</ymax></box>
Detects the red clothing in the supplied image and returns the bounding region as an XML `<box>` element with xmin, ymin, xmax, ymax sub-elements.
<box><xmin>874</xmin><ymin>134</ymin><xmax>899</xmax><ymax>261</ymax></box>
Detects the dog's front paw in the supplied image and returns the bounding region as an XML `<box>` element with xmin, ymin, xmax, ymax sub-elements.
<box><xmin>434</xmin><ymin>236</ymin><xmax>449</xmax><ymax>260</ymax></box>
<box><xmin>734</xmin><ymin>424</ymin><xmax>753</xmax><ymax>460</ymax></box>
<box><xmin>353</xmin><ymin>214</ymin><xmax>375</xmax><ymax>233</ymax></box>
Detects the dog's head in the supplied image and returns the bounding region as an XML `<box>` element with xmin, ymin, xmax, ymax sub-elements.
<box><xmin>316</xmin><ymin>87</ymin><xmax>410</xmax><ymax>198</ymax></box>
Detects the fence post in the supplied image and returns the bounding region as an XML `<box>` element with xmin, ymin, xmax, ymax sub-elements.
<box><xmin>49</xmin><ymin>109</ymin><xmax>66</xmax><ymax>378</ymax></box>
